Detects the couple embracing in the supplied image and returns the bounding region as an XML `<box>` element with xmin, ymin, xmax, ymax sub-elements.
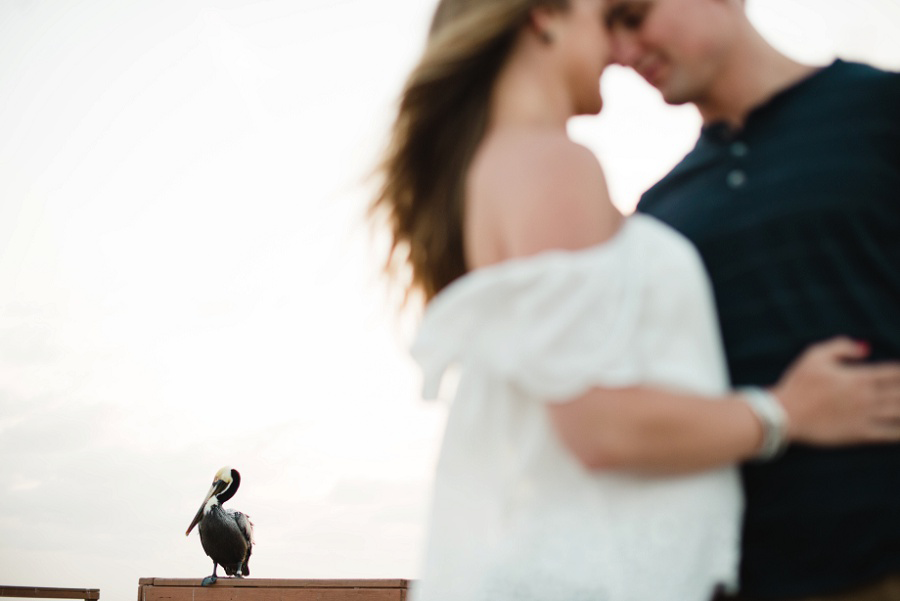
<box><xmin>371</xmin><ymin>1</ymin><xmax>900</xmax><ymax>600</ymax></box>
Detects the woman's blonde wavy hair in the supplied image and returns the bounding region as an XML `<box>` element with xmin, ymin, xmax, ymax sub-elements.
<box><xmin>371</xmin><ymin>0</ymin><xmax>568</xmax><ymax>305</ymax></box>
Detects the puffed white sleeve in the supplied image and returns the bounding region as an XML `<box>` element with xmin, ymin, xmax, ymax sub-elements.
<box><xmin>411</xmin><ymin>236</ymin><xmax>649</xmax><ymax>403</ymax></box>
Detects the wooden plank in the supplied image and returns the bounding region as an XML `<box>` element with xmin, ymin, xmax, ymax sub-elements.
<box><xmin>0</xmin><ymin>586</ymin><xmax>99</xmax><ymax>600</ymax></box>
<box><xmin>140</xmin><ymin>580</ymin><xmax>408</xmax><ymax>589</ymax></box>
<box><xmin>140</xmin><ymin>587</ymin><xmax>402</xmax><ymax>601</ymax></box>
<box><xmin>137</xmin><ymin>580</ymin><xmax>409</xmax><ymax>601</ymax></box>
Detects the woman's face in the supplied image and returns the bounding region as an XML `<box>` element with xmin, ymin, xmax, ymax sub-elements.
<box><xmin>555</xmin><ymin>0</ymin><xmax>612</xmax><ymax>115</ymax></box>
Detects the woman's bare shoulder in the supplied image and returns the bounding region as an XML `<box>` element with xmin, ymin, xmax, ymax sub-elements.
<box><xmin>470</xmin><ymin>129</ymin><xmax>601</xmax><ymax>194</ymax></box>
<box><xmin>468</xmin><ymin>129</ymin><xmax>622</xmax><ymax>261</ymax></box>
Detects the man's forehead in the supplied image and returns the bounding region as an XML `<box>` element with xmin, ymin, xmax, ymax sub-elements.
<box><xmin>604</xmin><ymin>0</ymin><xmax>663</xmax><ymax>30</ymax></box>
<box><xmin>606</xmin><ymin>0</ymin><xmax>654</xmax><ymax>8</ymax></box>
<box><xmin>605</xmin><ymin>0</ymin><xmax>655</xmax><ymax>19</ymax></box>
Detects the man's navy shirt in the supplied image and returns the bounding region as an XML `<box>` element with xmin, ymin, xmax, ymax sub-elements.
<box><xmin>639</xmin><ymin>60</ymin><xmax>900</xmax><ymax>599</ymax></box>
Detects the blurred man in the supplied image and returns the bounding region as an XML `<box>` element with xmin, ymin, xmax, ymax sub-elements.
<box><xmin>606</xmin><ymin>0</ymin><xmax>900</xmax><ymax>599</ymax></box>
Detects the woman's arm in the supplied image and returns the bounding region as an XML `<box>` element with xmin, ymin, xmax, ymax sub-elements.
<box><xmin>550</xmin><ymin>337</ymin><xmax>900</xmax><ymax>473</ymax></box>
<box><xmin>548</xmin><ymin>387</ymin><xmax>761</xmax><ymax>473</ymax></box>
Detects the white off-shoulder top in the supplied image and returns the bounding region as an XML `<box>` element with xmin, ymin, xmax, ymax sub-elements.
<box><xmin>410</xmin><ymin>214</ymin><xmax>742</xmax><ymax>601</ymax></box>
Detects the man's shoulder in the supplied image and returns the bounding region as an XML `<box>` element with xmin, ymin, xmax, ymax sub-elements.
<box><xmin>828</xmin><ymin>59</ymin><xmax>899</xmax><ymax>81</ymax></box>
<box><xmin>635</xmin><ymin>140</ymin><xmax>706</xmax><ymax>216</ymax></box>
<box><xmin>820</xmin><ymin>59</ymin><xmax>900</xmax><ymax>99</ymax></box>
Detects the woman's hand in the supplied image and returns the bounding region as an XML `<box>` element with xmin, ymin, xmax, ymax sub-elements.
<box><xmin>773</xmin><ymin>337</ymin><xmax>900</xmax><ymax>445</ymax></box>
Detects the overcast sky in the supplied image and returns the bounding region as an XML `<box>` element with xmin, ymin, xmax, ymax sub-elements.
<box><xmin>1</xmin><ymin>2</ymin><xmax>899</xmax><ymax>600</ymax></box>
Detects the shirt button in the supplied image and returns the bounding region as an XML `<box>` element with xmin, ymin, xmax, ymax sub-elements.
<box><xmin>731</xmin><ymin>141</ymin><xmax>749</xmax><ymax>157</ymax></box>
<box><xmin>726</xmin><ymin>169</ymin><xmax>747</xmax><ymax>189</ymax></box>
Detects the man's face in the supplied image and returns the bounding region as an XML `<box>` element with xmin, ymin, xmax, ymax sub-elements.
<box><xmin>605</xmin><ymin>0</ymin><xmax>729</xmax><ymax>106</ymax></box>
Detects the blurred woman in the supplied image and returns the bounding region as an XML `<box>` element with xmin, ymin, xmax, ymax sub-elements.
<box><xmin>371</xmin><ymin>0</ymin><xmax>900</xmax><ymax>599</ymax></box>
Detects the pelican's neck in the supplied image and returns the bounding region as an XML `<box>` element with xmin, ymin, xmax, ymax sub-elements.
<box><xmin>217</xmin><ymin>470</ymin><xmax>240</xmax><ymax>505</ymax></box>
<box><xmin>204</xmin><ymin>495</ymin><xmax>220</xmax><ymax>515</ymax></box>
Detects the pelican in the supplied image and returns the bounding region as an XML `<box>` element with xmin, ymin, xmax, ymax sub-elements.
<box><xmin>185</xmin><ymin>466</ymin><xmax>255</xmax><ymax>586</ymax></box>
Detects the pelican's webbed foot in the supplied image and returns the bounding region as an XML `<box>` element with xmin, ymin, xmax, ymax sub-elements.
<box><xmin>201</xmin><ymin>563</ymin><xmax>219</xmax><ymax>586</ymax></box>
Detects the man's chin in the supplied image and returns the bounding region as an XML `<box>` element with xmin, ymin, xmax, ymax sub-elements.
<box><xmin>657</xmin><ymin>85</ymin><xmax>695</xmax><ymax>107</ymax></box>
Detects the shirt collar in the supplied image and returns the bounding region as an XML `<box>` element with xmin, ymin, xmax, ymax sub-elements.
<box><xmin>700</xmin><ymin>59</ymin><xmax>842</xmax><ymax>144</ymax></box>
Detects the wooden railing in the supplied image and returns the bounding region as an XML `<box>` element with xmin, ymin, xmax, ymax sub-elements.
<box><xmin>0</xmin><ymin>586</ymin><xmax>99</xmax><ymax>600</ymax></box>
<box><xmin>138</xmin><ymin>578</ymin><xmax>409</xmax><ymax>600</ymax></box>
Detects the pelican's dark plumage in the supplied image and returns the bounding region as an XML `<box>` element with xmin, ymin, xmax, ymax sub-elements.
<box><xmin>185</xmin><ymin>466</ymin><xmax>255</xmax><ymax>586</ymax></box>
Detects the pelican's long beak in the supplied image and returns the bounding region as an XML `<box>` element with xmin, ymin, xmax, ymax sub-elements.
<box><xmin>185</xmin><ymin>479</ymin><xmax>226</xmax><ymax>536</ymax></box>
